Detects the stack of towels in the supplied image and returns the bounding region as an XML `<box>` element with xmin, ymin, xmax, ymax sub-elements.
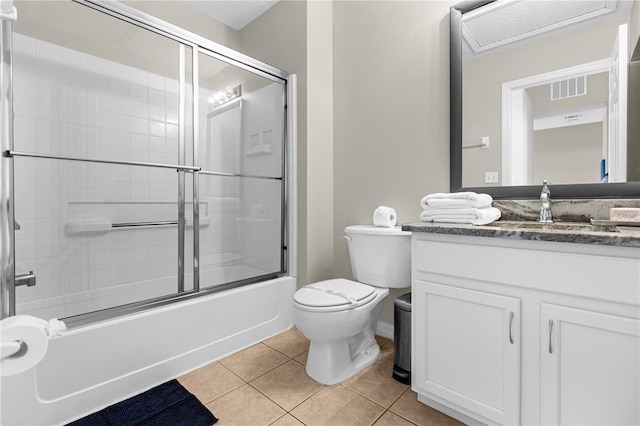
<box><xmin>420</xmin><ymin>192</ymin><xmax>501</xmax><ymax>225</ymax></box>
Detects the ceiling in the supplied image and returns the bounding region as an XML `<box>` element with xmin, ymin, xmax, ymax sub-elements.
<box><xmin>180</xmin><ymin>0</ymin><xmax>279</xmax><ymax>30</ymax></box>
<box><xmin>462</xmin><ymin>0</ymin><xmax>634</xmax><ymax>59</ymax></box>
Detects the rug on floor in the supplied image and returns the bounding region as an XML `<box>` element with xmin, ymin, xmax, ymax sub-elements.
<box><xmin>67</xmin><ymin>379</ymin><xmax>218</xmax><ymax>426</ymax></box>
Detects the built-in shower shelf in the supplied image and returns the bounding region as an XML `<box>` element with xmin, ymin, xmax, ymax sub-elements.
<box><xmin>65</xmin><ymin>219</ymin><xmax>111</xmax><ymax>234</ymax></box>
<box><xmin>245</xmin><ymin>144</ymin><xmax>273</xmax><ymax>157</ymax></box>
<box><xmin>65</xmin><ymin>217</ymin><xmax>210</xmax><ymax>234</ymax></box>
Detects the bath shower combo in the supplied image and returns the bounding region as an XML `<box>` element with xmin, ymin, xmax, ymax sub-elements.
<box><xmin>0</xmin><ymin>1</ymin><xmax>296</xmax><ymax>424</ymax></box>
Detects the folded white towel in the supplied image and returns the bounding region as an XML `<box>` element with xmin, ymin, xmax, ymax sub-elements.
<box><xmin>420</xmin><ymin>192</ymin><xmax>493</xmax><ymax>210</ymax></box>
<box><xmin>420</xmin><ymin>207</ymin><xmax>477</xmax><ymax>217</ymax></box>
<box><xmin>420</xmin><ymin>207</ymin><xmax>501</xmax><ymax>226</ymax></box>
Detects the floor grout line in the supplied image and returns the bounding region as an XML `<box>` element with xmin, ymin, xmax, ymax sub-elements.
<box><xmin>182</xmin><ymin>330</ymin><xmax>458</xmax><ymax>426</ymax></box>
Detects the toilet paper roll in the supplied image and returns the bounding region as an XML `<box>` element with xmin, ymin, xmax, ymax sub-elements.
<box><xmin>373</xmin><ymin>206</ymin><xmax>397</xmax><ymax>227</ymax></box>
<box><xmin>1</xmin><ymin>315</ymin><xmax>49</xmax><ymax>377</ymax></box>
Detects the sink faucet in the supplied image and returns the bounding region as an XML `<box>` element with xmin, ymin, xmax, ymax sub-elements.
<box><xmin>539</xmin><ymin>180</ymin><xmax>553</xmax><ymax>223</ymax></box>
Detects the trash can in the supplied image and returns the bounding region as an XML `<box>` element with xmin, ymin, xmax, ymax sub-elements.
<box><xmin>392</xmin><ymin>292</ymin><xmax>411</xmax><ymax>384</ymax></box>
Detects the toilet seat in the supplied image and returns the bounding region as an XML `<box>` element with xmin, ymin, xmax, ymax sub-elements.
<box><xmin>294</xmin><ymin>279</ymin><xmax>377</xmax><ymax>312</ymax></box>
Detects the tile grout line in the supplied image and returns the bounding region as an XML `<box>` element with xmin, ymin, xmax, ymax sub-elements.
<box><xmin>189</xmin><ymin>331</ymin><xmax>432</xmax><ymax>426</ymax></box>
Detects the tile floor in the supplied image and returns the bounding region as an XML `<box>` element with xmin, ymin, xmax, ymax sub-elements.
<box><xmin>178</xmin><ymin>328</ymin><xmax>463</xmax><ymax>426</ymax></box>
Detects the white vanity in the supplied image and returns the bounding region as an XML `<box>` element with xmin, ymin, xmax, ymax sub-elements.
<box><xmin>404</xmin><ymin>222</ymin><xmax>640</xmax><ymax>426</ymax></box>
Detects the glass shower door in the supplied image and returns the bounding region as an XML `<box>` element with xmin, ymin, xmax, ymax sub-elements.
<box><xmin>10</xmin><ymin>0</ymin><xmax>196</xmax><ymax>320</ymax></box>
<box><xmin>196</xmin><ymin>51</ymin><xmax>286</xmax><ymax>289</ymax></box>
<box><xmin>1</xmin><ymin>0</ymin><xmax>289</xmax><ymax>324</ymax></box>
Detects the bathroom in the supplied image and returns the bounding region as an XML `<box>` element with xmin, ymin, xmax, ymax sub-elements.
<box><xmin>1</xmin><ymin>0</ymin><xmax>639</xmax><ymax>425</ymax></box>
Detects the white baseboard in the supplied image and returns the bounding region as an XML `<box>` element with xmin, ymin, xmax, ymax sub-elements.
<box><xmin>376</xmin><ymin>320</ymin><xmax>394</xmax><ymax>340</ymax></box>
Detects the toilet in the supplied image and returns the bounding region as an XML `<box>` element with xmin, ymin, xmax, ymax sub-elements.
<box><xmin>293</xmin><ymin>225</ymin><xmax>411</xmax><ymax>385</ymax></box>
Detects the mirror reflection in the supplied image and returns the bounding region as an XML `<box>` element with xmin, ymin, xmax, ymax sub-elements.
<box><xmin>460</xmin><ymin>0</ymin><xmax>639</xmax><ymax>189</ymax></box>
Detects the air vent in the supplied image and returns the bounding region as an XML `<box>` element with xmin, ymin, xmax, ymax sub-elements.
<box><xmin>461</xmin><ymin>0</ymin><xmax>616</xmax><ymax>54</ymax></box>
<box><xmin>551</xmin><ymin>76</ymin><xmax>587</xmax><ymax>100</ymax></box>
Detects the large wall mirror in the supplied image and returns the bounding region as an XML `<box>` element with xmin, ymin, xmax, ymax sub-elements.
<box><xmin>451</xmin><ymin>0</ymin><xmax>640</xmax><ymax>198</ymax></box>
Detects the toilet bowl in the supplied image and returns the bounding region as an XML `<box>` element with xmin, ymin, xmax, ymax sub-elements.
<box><xmin>293</xmin><ymin>225</ymin><xmax>411</xmax><ymax>385</ymax></box>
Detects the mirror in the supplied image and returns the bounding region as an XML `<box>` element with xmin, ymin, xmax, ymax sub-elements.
<box><xmin>451</xmin><ymin>0</ymin><xmax>640</xmax><ymax>198</ymax></box>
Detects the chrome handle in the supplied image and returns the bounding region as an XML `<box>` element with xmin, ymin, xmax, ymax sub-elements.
<box><xmin>548</xmin><ymin>319</ymin><xmax>554</xmax><ymax>354</ymax></box>
<box><xmin>509</xmin><ymin>311</ymin><xmax>514</xmax><ymax>344</ymax></box>
<box><xmin>15</xmin><ymin>271</ymin><xmax>36</xmax><ymax>287</ymax></box>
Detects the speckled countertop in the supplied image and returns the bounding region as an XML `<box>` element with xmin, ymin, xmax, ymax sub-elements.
<box><xmin>403</xmin><ymin>199</ymin><xmax>640</xmax><ymax>248</ymax></box>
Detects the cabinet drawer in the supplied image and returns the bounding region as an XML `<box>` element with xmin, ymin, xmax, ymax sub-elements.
<box><xmin>414</xmin><ymin>237</ymin><xmax>639</xmax><ymax>304</ymax></box>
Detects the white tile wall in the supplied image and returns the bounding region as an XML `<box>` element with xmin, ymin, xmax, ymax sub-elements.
<box><xmin>13</xmin><ymin>33</ymin><xmax>188</xmax><ymax>314</ymax></box>
<box><xmin>12</xmin><ymin>33</ymin><xmax>291</xmax><ymax>319</ymax></box>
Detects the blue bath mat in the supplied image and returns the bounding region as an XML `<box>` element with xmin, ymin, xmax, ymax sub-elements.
<box><xmin>67</xmin><ymin>379</ymin><xmax>218</xmax><ymax>426</ymax></box>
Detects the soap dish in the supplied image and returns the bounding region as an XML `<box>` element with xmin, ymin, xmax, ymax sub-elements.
<box><xmin>609</xmin><ymin>207</ymin><xmax>640</xmax><ymax>222</ymax></box>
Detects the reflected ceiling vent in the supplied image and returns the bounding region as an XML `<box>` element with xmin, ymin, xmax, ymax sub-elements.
<box><xmin>462</xmin><ymin>0</ymin><xmax>617</xmax><ymax>53</ymax></box>
<box><xmin>551</xmin><ymin>75</ymin><xmax>587</xmax><ymax>100</ymax></box>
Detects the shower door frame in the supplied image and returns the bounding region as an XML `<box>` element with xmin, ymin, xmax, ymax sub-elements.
<box><xmin>0</xmin><ymin>0</ymin><xmax>292</xmax><ymax>326</ymax></box>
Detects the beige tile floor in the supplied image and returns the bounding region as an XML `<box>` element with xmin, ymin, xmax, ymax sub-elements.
<box><xmin>178</xmin><ymin>328</ymin><xmax>463</xmax><ymax>426</ymax></box>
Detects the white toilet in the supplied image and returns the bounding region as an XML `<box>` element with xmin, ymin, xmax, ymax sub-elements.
<box><xmin>293</xmin><ymin>225</ymin><xmax>411</xmax><ymax>385</ymax></box>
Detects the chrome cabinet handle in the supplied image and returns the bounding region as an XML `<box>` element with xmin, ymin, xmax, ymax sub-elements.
<box><xmin>509</xmin><ymin>311</ymin><xmax>514</xmax><ymax>344</ymax></box>
<box><xmin>548</xmin><ymin>319</ymin><xmax>554</xmax><ymax>354</ymax></box>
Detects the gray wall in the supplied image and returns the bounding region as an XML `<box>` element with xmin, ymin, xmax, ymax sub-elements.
<box><xmin>333</xmin><ymin>1</ymin><xmax>453</xmax><ymax>323</ymax></box>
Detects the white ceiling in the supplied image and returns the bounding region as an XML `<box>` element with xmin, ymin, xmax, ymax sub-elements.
<box><xmin>462</xmin><ymin>0</ymin><xmax>634</xmax><ymax>60</ymax></box>
<box><xmin>180</xmin><ymin>0</ymin><xmax>279</xmax><ymax>30</ymax></box>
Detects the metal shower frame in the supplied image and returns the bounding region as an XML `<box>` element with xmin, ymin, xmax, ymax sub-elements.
<box><xmin>0</xmin><ymin>0</ymin><xmax>292</xmax><ymax>326</ymax></box>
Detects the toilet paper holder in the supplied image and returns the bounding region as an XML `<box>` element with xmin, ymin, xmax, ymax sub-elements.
<box><xmin>0</xmin><ymin>340</ymin><xmax>25</xmax><ymax>359</ymax></box>
<box><xmin>15</xmin><ymin>271</ymin><xmax>36</xmax><ymax>288</ymax></box>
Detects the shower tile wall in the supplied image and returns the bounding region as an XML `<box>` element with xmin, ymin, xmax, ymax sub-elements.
<box><xmin>10</xmin><ymin>33</ymin><xmax>253</xmax><ymax>319</ymax></box>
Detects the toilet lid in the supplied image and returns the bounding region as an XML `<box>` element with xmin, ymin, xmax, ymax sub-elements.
<box><xmin>294</xmin><ymin>279</ymin><xmax>376</xmax><ymax>309</ymax></box>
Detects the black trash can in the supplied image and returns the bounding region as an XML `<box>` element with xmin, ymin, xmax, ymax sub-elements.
<box><xmin>392</xmin><ymin>292</ymin><xmax>411</xmax><ymax>384</ymax></box>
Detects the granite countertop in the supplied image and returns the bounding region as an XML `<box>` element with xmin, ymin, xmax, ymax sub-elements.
<box><xmin>402</xmin><ymin>221</ymin><xmax>640</xmax><ymax>248</ymax></box>
<box><xmin>403</xmin><ymin>199</ymin><xmax>640</xmax><ymax>248</ymax></box>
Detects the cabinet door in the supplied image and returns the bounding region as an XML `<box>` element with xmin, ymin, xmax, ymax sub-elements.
<box><xmin>541</xmin><ymin>304</ymin><xmax>640</xmax><ymax>426</ymax></box>
<box><xmin>414</xmin><ymin>280</ymin><xmax>520</xmax><ymax>425</ymax></box>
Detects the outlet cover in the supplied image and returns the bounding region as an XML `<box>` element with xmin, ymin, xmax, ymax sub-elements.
<box><xmin>485</xmin><ymin>171</ymin><xmax>499</xmax><ymax>183</ymax></box>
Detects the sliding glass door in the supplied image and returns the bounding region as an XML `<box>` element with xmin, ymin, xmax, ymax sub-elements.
<box><xmin>1</xmin><ymin>0</ymin><xmax>288</xmax><ymax>324</ymax></box>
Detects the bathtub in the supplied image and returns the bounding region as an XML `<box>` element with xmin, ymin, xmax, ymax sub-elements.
<box><xmin>15</xmin><ymin>255</ymin><xmax>269</xmax><ymax>320</ymax></box>
<box><xmin>1</xmin><ymin>276</ymin><xmax>296</xmax><ymax>425</ymax></box>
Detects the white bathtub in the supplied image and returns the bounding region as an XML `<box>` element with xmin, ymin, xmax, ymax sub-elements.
<box><xmin>15</xmin><ymin>256</ymin><xmax>269</xmax><ymax>320</ymax></box>
<box><xmin>1</xmin><ymin>276</ymin><xmax>296</xmax><ymax>425</ymax></box>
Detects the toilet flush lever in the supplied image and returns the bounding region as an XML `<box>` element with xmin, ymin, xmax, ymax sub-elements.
<box><xmin>343</xmin><ymin>235</ymin><xmax>352</xmax><ymax>242</ymax></box>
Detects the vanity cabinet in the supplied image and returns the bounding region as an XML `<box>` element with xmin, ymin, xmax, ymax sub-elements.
<box><xmin>411</xmin><ymin>232</ymin><xmax>640</xmax><ymax>426</ymax></box>
<box><xmin>413</xmin><ymin>281</ymin><xmax>520</xmax><ymax>425</ymax></box>
<box><xmin>540</xmin><ymin>304</ymin><xmax>639</xmax><ymax>426</ymax></box>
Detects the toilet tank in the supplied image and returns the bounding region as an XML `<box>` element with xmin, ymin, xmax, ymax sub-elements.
<box><xmin>344</xmin><ymin>225</ymin><xmax>411</xmax><ymax>288</ymax></box>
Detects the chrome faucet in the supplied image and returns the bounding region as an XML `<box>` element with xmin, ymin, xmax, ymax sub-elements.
<box><xmin>539</xmin><ymin>180</ymin><xmax>553</xmax><ymax>223</ymax></box>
